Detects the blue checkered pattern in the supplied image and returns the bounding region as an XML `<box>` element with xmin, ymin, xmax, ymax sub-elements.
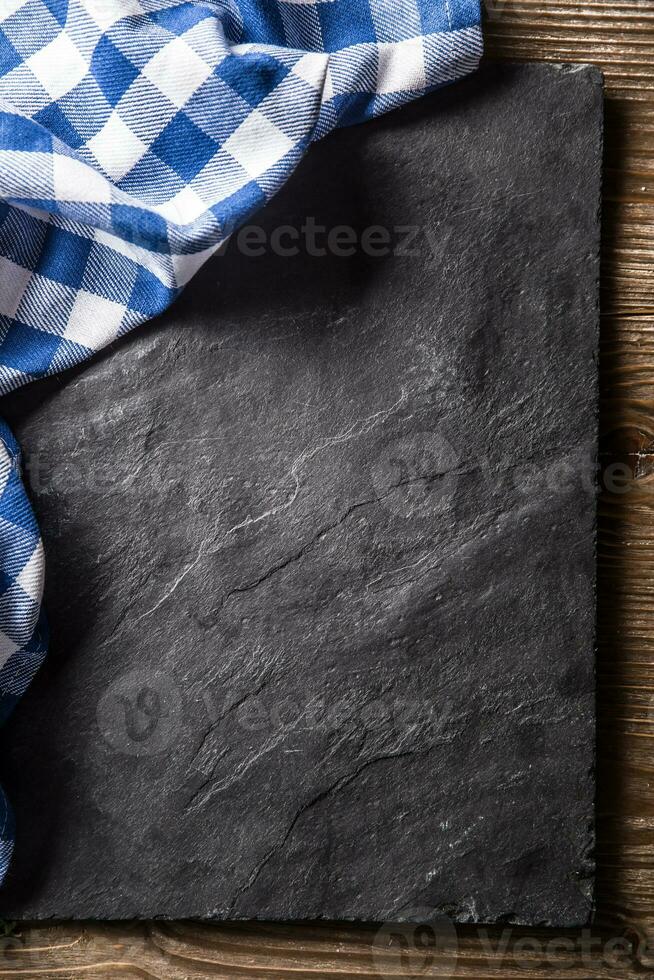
<box><xmin>0</xmin><ymin>0</ymin><xmax>482</xmax><ymax>881</ymax></box>
<box><xmin>0</xmin><ymin>0</ymin><xmax>482</xmax><ymax>393</ymax></box>
<box><xmin>0</xmin><ymin>419</ymin><xmax>47</xmax><ymax>880</ymax></box>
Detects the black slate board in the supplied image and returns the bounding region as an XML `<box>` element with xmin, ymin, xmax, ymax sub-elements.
<box><xmin>0</xmin><ymin>63</ymin><xmax>601</xmax><ymax>924</ymax></box>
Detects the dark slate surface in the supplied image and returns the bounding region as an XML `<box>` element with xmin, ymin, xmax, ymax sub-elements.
<box><xmin>0</xmin><ymin>63</ymin><xmax>601</xmax><ymax>924</ymax></box>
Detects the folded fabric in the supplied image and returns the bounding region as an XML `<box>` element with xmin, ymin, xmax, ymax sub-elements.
<box><xmin>0</xmin><ymin>0</ymin><xmax>482</xmax><ymax>881</ymax></box>
<box><xmin>0</xmin><ymin>421</ymin><xmax>47</xmax><ymax>881</ymax></box>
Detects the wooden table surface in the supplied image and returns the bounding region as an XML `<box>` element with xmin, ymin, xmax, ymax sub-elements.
<box><xmin>1</xmin><ymin>2</ymin><xmax>652</xmax><ymax>977</ymax></box>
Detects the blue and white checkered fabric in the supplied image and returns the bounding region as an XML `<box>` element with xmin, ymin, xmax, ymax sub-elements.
<box><xmin>0</xmin><ymin>0</ymin><xmax>482</xmax><ymax>881</ymax></box>
<box><xmin>0</xmin><ymin>419</ymin><xmax>48</xmax><ymax>880</ymax></box>
<box><xmin>0</xmin><ymin>0</ymin><xmax>482</xmax><ymax>392</ymax></box>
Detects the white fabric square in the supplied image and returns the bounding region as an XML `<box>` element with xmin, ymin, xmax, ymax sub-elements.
<box><xmin>86</xmin><ymin>0</ymin><xmax>143</xmax><ymax>32</ymax></box>
<box><xmin>377</xmin><ymin>36</ymin><xmax>426</xmax><ymax>94</ymax></box>
<box><xmin>172</xmin><ymin>243</ymin><xmax>221</xmax><ymax>287</ymax></box>
<box><xmin>27</xmin><ymin>31</ymin><xmax>87</xmax><ymax>101</ymax></box>
<box><xmin>142</xmin><ymin>36</ymin><xmax>212</xmax><ymax>109</ymax></box>
<box><xmin>65</xmin><ymin>290</ymin><xmax>126</xmax><ymax>348</ymax></box>
<box><xmin>53</xmin><ymin>153</ymin><xmax>112</xmax><ymax>203</ymax></box>
<box><xmin>222</xmin><ymin>110</ymin><xmax>294</xmax><ymax>179</ymax></box>
<box><xmin>0</xmin><ymin>257</ymin><xmax>31</xmax><ymax>318</ymax></box>
<box><xmin>157</xmin><ymin>185</ymin><xmax>208</xmax><ymax>224</ymax></box>
<box><xmin>87</xmin><ymin>111</ymin><xmax>148</xmax><ymax>180</ymax></box>
<box><xmin>291</xmin><ymin>52</ymin><xmax>329</xmax><ymax>93</ymax></box>
<box><xmin>15</xmin><ymin>541</ymin><xmax>44</xmax><ymax>603</ymax></box>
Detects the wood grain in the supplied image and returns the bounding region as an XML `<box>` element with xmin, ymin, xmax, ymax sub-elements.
<box><xmin>1</xmin><ymin>3</ymin><xmax>653</xmax><ymax>976</ymax></box>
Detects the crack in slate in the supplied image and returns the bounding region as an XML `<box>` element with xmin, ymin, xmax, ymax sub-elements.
<box><xmin>227</xmin><ymin>749</ymin><xmax>423</xmax><ymax>914</ymax></box>
<box><xmin>188</xmin><ymin>677</ymin><xmax>271</xmax><ymax>778</ymax></box>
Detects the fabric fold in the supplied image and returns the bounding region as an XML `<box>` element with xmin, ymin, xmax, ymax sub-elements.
<box><xmin>0</xmin><ymin>0</ymin><xmax>482</xmax><ymax>391</ymax></box>
<box><xmin>0</xmin><ymin>421</ymin><xmax>47</xmax><ymax>879</ymax></box>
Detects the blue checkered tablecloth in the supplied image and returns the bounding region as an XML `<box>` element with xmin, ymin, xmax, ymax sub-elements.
<box><xmin>0</xmin><ymin>0</ymin><xmax>482</xmax><ymax>883</ymax></box>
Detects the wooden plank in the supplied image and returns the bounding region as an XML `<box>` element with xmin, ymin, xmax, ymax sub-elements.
<box><xmin>0</xmin><ymin>1</ymin><xmax>652</xmax><ymax>975</ymax></box>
